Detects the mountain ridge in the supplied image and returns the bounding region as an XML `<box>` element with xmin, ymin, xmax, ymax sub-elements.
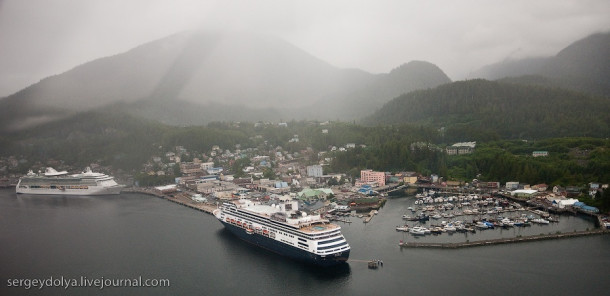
<box><xmin>470</xmin><ymin>32</ymin><xmax>610</xmax><ymax>97</ymax></box>
<box><xmin>0</xmin><ymin>30</ymin><xmax>451</xmax><ymax>131</ymax></box>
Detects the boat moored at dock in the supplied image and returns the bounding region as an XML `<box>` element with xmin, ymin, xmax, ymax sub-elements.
<box><xmin>213</xmin><ymin>199</ymin><xmax>350</xmax><ymax>267</ymax></box>
<box><xmin>16</xmin><ymin>167</ymin><xmax>123</xmax><ymax>195</ymax></box>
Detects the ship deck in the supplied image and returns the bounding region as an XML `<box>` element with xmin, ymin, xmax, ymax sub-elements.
<box><xmin>299</xmin><ymin>222</ymin><xmax>340</xmax><ymax>233</ymax></box>
<box><xmin>236</xmin><ymin>205</ymin><xmax>340</xmax><ymax>233</ymax></box>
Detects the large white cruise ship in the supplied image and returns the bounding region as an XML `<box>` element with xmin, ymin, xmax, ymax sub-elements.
<box><xmin>16</xmin><ymin>167</ymin><xmax>123</xmax><ymax>195</ymax></box>
<box><xmin>213</xmin><ymin>199</ymin><xmax>350</xmax><ymax>266</ymax></box>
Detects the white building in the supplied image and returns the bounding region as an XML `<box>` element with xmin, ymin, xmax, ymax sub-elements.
<box><xmin>553</xmin><ymin>198</ymin><xmax>579</xmax><ymax>209</ymax></box>
<box><xmin>505</xmin><ymin>181</ymin><xmax>519</xmax><ymax>190</ymax></box>
<box><xmin>200</xmin><ymin>162</ymin><xmax>214</xmax><ymax>171</ymax></box>
<box><xmin>306</xmin><ymin>165</ymin><xmax>323</xmax><ymax>177</ymax></box>
<box><xmin>532</xmin><ymin>151</ymin><xmax>549</xmax><ymax>157</ymax></box>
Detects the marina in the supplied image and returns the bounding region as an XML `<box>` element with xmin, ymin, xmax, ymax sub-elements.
<box><xmin>389</xmin><ymin>194</ymin><xmax>608</xmax><ymax>249</ymax></box>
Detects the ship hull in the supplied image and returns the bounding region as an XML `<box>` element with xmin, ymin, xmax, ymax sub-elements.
<box><xmin>16</xmin><ymin>185</ymin><xmax>123</xmax><ymax>196</ymax></box>
<box><xmin>220</xmin><ymin>221</ymin><xmax>350</xmax><ymax>267</ymax></box>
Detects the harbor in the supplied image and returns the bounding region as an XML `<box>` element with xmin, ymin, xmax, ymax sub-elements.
<box><xmin>125</xmin><ymin>185</ymin><xmax>609</xmax><ymax>250</ymax></box>
<box><xmin>3</xmin><ymin>188</ymin><xmax>610</xmax><ymax>295</ymax></box>
<box><xmin>123</xmin><ymin>184</ymin><xmax>610</xmax><ymax>249</ymax></box>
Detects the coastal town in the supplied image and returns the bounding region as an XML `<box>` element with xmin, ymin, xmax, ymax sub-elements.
<box><xmin>3</xmin><ymin>132</ymin><xmax>608</xmax><ymax>240</ymax></box>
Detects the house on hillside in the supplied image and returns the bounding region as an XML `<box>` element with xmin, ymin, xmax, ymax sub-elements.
<box><xmin>532</xmin><ymin>183</ymin><xmax>548</xmax><ymax>192</ymax></box>
<box><xmin>532</xmin><ymin>151</ymin><xmax>549</xmax><ymax>157</ymax></box>
<box><xmin>446</xmin><ymin>142</ymin><xmax>476</xmax><ymax>155</ymax></box>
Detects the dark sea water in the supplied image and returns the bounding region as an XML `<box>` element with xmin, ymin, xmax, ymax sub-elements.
<box><xmin>1</xmin><ymin>189</ymin><xmax>609</xmax><ymax>295</ymax></box>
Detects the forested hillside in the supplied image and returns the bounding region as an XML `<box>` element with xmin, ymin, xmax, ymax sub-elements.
<box><xmin>363</xmin><ymin>79</ymin><xmax>610</xmax><ymax>140</ymax></box>
<box><xmin>471</xmin><ymin>32</ymin><xmax>610</xmax><ymax>97</ymax></box>
<box><xmin>2</xmin><ymin>109</ymin><xmax>608</xmax><ymax>193</ymax></box>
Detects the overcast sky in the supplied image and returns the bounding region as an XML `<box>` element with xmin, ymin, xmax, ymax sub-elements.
<box><xmin>1</xmin><ymin>0</ymin><xmax>609</xmax><ymax>97</ymax></box>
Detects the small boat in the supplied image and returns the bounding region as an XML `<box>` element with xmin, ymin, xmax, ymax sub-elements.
<box><xmin>430</xmin><ymin>227</ymin><xmax>442</xmax><ymax>235</ymax></box>
<box><xmin>444</xmin><ymin>224</ymin><xmax>457</xmax><ymax>233</ymax></box>
<box><xmin>532</xmin><ymin>218</ymin><xmax>550</xmax><ymax>224</ymax></box>
<box><xmin>368</xmin><ymin>261</ymin><xmax>378</xmax><ymax>269</ymax></box>
<box><xmin>447</xmin><ymin>212</ymin><xmax>456</xmax><ymax>218</ymax></box>
<box><xmin>501</xmin><ymin>218</ymin><xmax>514</xmax><ymax>227</ymax></box>
<box><xmin>475</xmin><ymin>221</ymin><xmax>489</xmax><ymax>229</ymax></box>
<box><xmin>396</xmin><ymin>225</ymin><xmax>410</xmax><ymax>232</ymax></box>
<box><xmin>418</xmin><ymin>214</ymin><xmax>430</xmax><ymax>222</ymax></box>
<box><xmin>410</xmin><ymin>226</ymin><xmax>426</xmax><ymax>236</ymax></box>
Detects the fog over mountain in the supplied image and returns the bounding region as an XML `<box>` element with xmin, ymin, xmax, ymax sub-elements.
<box><xmin>471</xmin><ymin>32</ymin><xmax>610</xmax><ymax>97</ymax></box>
<box><xmin>0</xmin><ymin>31</ymin><xmax>450</xmax><ymax>130</ymax></box>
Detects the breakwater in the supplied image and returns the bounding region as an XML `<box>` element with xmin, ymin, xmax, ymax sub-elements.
<box><xmin>400</xmin><ymin>229</ymin><xmax>608</xmax><ymax>249</ymax></box>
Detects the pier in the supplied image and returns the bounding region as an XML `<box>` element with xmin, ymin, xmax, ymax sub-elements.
<box><xmin>376</xmin><ymin>184</ymin><xmax>404</xmax><ymax>194</ymax></box>
<box><xmin>363</xmin><ymin>210</ymin><xmax>378</xmax><ymax>223</ymax></box>
<box><xmin>400</xmin><ymin>229</ymin><xmax>608</xmax><ymax>249</ymax></box>
<box><xmin>124</xmin><ymin>187</ymin><xmax>216</xmax><ymax>215</ymax></box>
<box><xmin>0</xmin><ymin>178</ymin><xmax>17</xmax><ymax>188</ymax></box>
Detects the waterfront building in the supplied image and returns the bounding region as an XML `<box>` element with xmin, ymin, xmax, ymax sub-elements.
<box><xmin>359</xmin><ymin>169</ymin><xmax>385</xmax><ymax>187</ymax></box>
<box><xmin>297</xmin><ymin>188</ymin><xmax>334</xmax><ymax>200</ymax></box>
<box><xmin>511</xmin><ymin>189</ymin><xmax>538</xmax><ymax>198</ymax></box>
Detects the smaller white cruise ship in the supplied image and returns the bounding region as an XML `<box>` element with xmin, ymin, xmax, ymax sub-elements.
<box><xmin>16</xmin><ymin>167</ymin><xmax>123</xmax><ymax>195</ymax></box>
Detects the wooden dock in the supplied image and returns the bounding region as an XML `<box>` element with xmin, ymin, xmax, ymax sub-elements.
<box><xmin>0</xmin><ymin>179</ymin><xmax>17</xmax><ymax>188</ymax></box>
<box><xmin>165</xmin><ymin>195</ymin><xmax>216</xmax><ymax>214</ymax></box>
<box><xmin>400</xmin><ymin>229</ymin><xmax>608</xmax><ymax>249</ymax></box>
<box><xmin>363</xmin><ymin>210</ymin><xmax>378</xmax><ymax>223</ymax></box>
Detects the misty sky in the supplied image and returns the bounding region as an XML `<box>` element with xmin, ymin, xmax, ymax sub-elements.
<box><xmin>1</xmin><ymin>0</ymin><xmax>609</xmax><ymax>97</ymax></box>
